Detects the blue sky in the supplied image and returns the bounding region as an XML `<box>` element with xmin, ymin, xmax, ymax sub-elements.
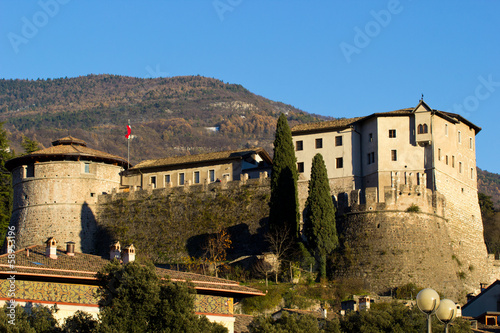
<box><xmin>1</xmin><ymin>1</ymin><xmax>499</xmax><ymax>173</ymax></box>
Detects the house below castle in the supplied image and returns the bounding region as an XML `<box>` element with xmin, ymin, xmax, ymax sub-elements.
<box><xmin>0</xmin><ymin>238</ymin><xmax>264</xmax><ymax>332</ymax></box>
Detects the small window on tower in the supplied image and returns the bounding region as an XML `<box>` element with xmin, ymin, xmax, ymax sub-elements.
<box><xmin>391</xmin><ymin>150</ymin><xmax>397</xmax><ymax>161</ymax></box>
<box><xmin>296</xmin><ymin>141</ymin><xmax>303</xmax><ymax>151</ymax></box>
<box><xmin>335</xmin><ymin>136</ymin><xmax>343</xmax><ymax>146</ymax></box>
<box><xmin>336</xmin><ymin>157</ymin><xmax>343</xmax><ymax>169</ymax></box>
<box><xmin>84</xmin><ymin>163</ymin><xmax>90</xmax><ymax>174</ymax></box>
<box><xmin>297</xmin><ymin>162</ymin><xmax>304</xmax><ymax>173</ymax></box>
<box><xmin>389</xmin><ymin>129</ymin><xmax>396</xmax><ymax>138</ymax></box>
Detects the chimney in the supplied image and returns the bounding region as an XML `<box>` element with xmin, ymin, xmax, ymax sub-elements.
<box><xmin>109</xmin><ymin>241</ymin><xmax>121</xmax><ymax>260</ymax></box>
<box><xmin>66</xmin><ymin>241</ymin><xmax>75</xmax><ymax>256</ymax></box>
<box><xmin>122</xmin><ymin>244</ymin><xmax>136</xmax><ymax>264</ymax></box>
<box><xmin>45</xmin><ymin>237</ymin><xmax>57</xmax><ymax>259</ymax></box>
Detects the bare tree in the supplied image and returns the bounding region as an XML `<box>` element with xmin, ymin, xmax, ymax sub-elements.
<box><xmin>265</xmin><ymin>225</ymin><xmax>293</xmax><ymax>283</ymax></box>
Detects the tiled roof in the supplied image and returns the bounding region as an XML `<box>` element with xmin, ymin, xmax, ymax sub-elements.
<box><xmin>5</xmin><ymin>136</ymin><xmax>128</xmax><ymax>171</ymax></box>
<box><xmin>130</xmin><ymin>147</ymin><xmax>271</xmax><ymax>171</ymax></box>
<box><xmin>291</xmin><ymin>117</ymin><xmax>364</xmax><ymax>134</ymax></box>
<box><xmin>0</xmin><ymin>245</ymin><xmax>264</xmax><ymax>296</ymax></box>
<box><xmin>291</xmin><ymin>105</ymin><xmax>481</xmax><ymax>134</ymax></box>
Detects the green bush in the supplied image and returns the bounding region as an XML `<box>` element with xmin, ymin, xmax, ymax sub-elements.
<box><xmin>406</xmin><ymin>204</ymin><xmax>420</xmax><ymax>212</ymax></box>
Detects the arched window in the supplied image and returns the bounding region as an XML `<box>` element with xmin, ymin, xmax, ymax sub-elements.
<box><xmin>417</xmin><ymin>124</ymin><xmax>428</xmax><ymax>134</ymax></box>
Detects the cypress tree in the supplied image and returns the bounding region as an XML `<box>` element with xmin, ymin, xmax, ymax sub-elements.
<box><xmin>269</xmin><ymin>114</ymin><xmax>299</xmax><ymax>239</ymax></box>
<box><xmin>304</xmin><ymin>153</ymin><xmax>338</xmax><ymax>279</ymax></box>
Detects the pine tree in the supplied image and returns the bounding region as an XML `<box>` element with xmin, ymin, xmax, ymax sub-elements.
<box><xmin>21</xmin><ymin>135</ymin><xmax>40</xmax><ymax>154</ymax></box>
<box><xmin>269</xmin><ymin>114</ymin><xmax>299</xmax><ymax>239</ymax></box>
<box><xmin>304</xmin><ymin>153</ymin><xmax>338</xmax><ymax>279</ymax></box>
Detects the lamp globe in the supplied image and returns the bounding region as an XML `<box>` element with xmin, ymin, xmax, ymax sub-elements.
<box><xmin>416</xmin><ymin>288</ymin><xmax>441</xmax><ymax>314</ymax></box>
<box><xmin>436</xmin><ymin>299</ymin><xmax>457</xmax><ymax>323</ymax></box>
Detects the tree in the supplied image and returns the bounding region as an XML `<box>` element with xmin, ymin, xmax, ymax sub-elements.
<box><xmin>265</xmin><ymin>225</ymin><xmax>293</xmax><ymax>283</ymax></box>
<box><xmin>0</xmin><ymin>304</ymin><xmax>61</xmax><ymax>332</ymax></box>
<box><xmin>269</xmin><ymin>113</ymin><xmax>299</xmax><ymax>240</ymax></box>
<box><xmin>96</xmin><ymin>260</ymin><xmax>227</xmax><ymax>333</ymax></box>
<box><xmin>21</xmin><ymin>135</ymin><xmax>40</xmax><ymax>154</ymax></box>
<box><xmin>204</xmin><ymin>228</ymin><xmax>232</xmax><ymax>278</ymax></box>
<box><xmin>62</xmin><ymin>311</ymin><xmax>99</xmax><ymax>333</ymax></box>
<box><xmin>303</xmin><ymin>154</ymin><xmax>338</xmax><ymax>280</ymax></box>
<box><xmin>249</xmin><ymin>312</ymin><xmax>323</xmax><ymax>333</ymax></box>
<box><xmin>0</xmin><ymin>122</ymin><xmax>13</xmax><ymax>248</ymax></box>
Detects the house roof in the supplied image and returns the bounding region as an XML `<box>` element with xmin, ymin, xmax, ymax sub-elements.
<box><xmin>290</xmin><ymin>102</ymin><xmax>481</xmax><ymax>135</ymax></box>
<box><xmin>462</xmin><ymin>280</ymin><xmax>500</xmax><ymax>312</ymax></box>
<box><xmin>291</xmin><ymin>117</ymin><xmax>364</xmax><ymax>135</ymax></box>
<box><xmin>5</xmin><ymin>136</ymin><xmax>129</xmax><ymax>171</ymax></box>
<box><xmin>128</xmin><ymin>147</ymin><xmax>272</xmax><ymax>172</ymax></box>
<box><xmin>0</xmin><ymin>245</ymin><xmax>264</xmax><ymax>298</ymax></box>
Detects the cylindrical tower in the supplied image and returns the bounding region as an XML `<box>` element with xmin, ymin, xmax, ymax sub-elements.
<box><xmin>5</xmin><ymin>136</ymin><xmax>128</xmax><ymax>253</ymax></box>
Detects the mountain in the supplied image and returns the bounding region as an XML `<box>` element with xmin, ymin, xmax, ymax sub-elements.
<box><xmin>0</xmin><ymin>74</ymin><xmax>330</xmax><ymax>164</ymax></box>
<box><xmin>2</xmin><ymin>74</ymin><xmax>498</xmax><ymax>206</ymax></box>
<box><xmin>478</xmin><ymin>168</ymin><xmax>500</xmax><ymax>210</ymax></box>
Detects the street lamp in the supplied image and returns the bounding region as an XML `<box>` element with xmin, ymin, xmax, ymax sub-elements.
<box><xmin>417</xmin><ymin>288</ymin><xmax>440</xmax><ymax>333</ymax></box>
<box><xmin>435</xmin><ymin>299</ymin><xmax>457</xmax><ymax>333</ymax></box>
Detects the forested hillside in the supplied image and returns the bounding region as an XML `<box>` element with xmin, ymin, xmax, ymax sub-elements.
<box><xmin>0</xmin><ymin>75</ymin><xmax>328</xmax><ymax>163</ymax></box>
<box><xmin>478</xmin><ymin>168</ymin><xmax>500</xmax><ymax>210</ymax></box>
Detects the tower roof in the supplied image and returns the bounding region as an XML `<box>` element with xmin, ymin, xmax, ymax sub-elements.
<box><xmin>5</xmin><ymin>136</ymin><xmax>129</xmax><ymax>171</ymax></box>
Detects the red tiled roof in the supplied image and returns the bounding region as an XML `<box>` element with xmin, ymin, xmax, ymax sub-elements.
<box><xmin>0</xmin><ymin>245</ymin><xmax>264</xmax><ymax>297</ymax></box>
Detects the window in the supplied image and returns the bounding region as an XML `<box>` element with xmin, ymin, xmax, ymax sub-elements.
<box><xmin>84</xmin><ymin>163</ymin><xmax>90</xmax><ymax>173</ymax></box>
<box><xmin>446</xmin><ymin>155</ymin><xmax>449</xmax><ymax>165</ymax></box>
<box><xmin>471</xmin><ymin>168</ymin><xmax>474</xmax><ymax>179</ymax></box>
<box><xmin>389</xmin><ymin>129</ymin><xmax>396</xmax><ymax>138</ymax></box>
<box><xmin>150</xmin><ymin>176</ymin><xmax>157</xmax><ymax>189</ymax></box>
<box><xmin>296</xmin><ymin>140</ymin><xmax>303</xmax><ymax>151</ymax></box>
<box><xmin>458</xmin><ymin>131</ymin><xmax>461</xmax><ymax>143</ymax></box>
<box><xmin>315</xmin><ymin>138</ymin><xmax>323</xmax><ymax>149</ymax></box>
<box><xmin>26</xmin><ymin>164</ymin><xmax>34</xmax><ymax>177</ymax></box>
<box><xmin>165</xmin><ymin>174</ymin><xmax>171</xmax><ymax>185</ymax></box>
<box><xmin>194</xmin><ymin>171</ymin><xmax>200</xmax><ymax>184</ymax></box>
<box><xmin>369</xmin><ymin>133</ymin><xmax>373</xmax><ymax>142</ymax></box>
<box><xmin>367</xmin><ymin>152</ymin><xmax>375</xmax><ymax>165</ymax></box>
<box><xmin>297</xmin><ymin>162</ymin><xmax>304</xmax><ymax>173</ymax></box>
<box><xmin>209</xmin><ymin>169</ymin><xmax>215</xmax><ymax>182</ymax></box>
<box><xmin>445</xmin><ymin>124</ymin><xmax>448</xmax><ymax>136</ymax></box>
<box><xmin>438</xmin><ymin>148</ymin><xmax>441</xmax><ymax>161</ymax></box>
<box><xmin>335</xmin><ymin>136</ymin><xmax>343</xmax><ymax>146</ymax></box>
<box><xmin>452</xmin><ymin>156</ymin><xmax>455</xmax><ymax>168</ymax></box>
<box><xmin>417</xmin><ymin>124</ymin><xmax>428</xmax><ymax>134</ymax></box>
<box><xmin>179</xmin><ymin>173</ymin><xmax>185</xmax><ymax>185</ymax></box>
<box><xmin>336</xmin><ymin>157</ymin><xmax>343</xmax><ymax>169</ymax></box>
<box><xmin>391</xmin><ymin>150</ymin><xmax>397</xmax><ymax>161</ymax></box>
<box><xmin>470</xmin><ymin>138</ymin><xmax>473</xmax><ymax>150</ymax></box>
<box><xmin>459</xmin><ymin>162</ymin><xmax>462</xmax><ymax>173</ymax></box>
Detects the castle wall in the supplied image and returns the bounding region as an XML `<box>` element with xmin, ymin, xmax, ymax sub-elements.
<box><xmin>9</xmin><ymin>160</ymin><xmax>123</xmax><ymax>252</ymax></box>
<box><xmin>338</xmin><ymin>210</ymin><xmax>464</xmax><ymax>299</ymax></box>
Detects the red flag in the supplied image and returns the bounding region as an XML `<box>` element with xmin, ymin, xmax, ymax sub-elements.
<box><xmin>125</xmin><ymin>125</ymin><xmax>131</xmax><ymax>139</ymax></box>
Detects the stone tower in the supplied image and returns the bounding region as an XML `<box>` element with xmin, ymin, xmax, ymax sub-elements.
<box><xmin>5</xmin><ymin>136</ymin><xmax>128</xmax><ymax>253</ymax></box>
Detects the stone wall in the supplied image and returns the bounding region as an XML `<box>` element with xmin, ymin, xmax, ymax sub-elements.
<box><xmin>9</xmin><ymin>160</ymin><xmax>123</xmax><ymax>252</ymax></box>
<box><xmin>337</xmin><ymin>210</ymin><xmax>465</xmax><ymax>299</ymax></box>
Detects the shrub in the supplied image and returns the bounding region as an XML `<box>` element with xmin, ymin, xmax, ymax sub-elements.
<box><xmin>406</xmin><ymin>204</ymin><xmax>420</xmax><ymax>212</ymax></box>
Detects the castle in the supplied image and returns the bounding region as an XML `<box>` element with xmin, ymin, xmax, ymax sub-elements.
<box><xmin>5</xmin><ymin>100</ymin><xmax>498</xmax><ymax>299</ymax></box>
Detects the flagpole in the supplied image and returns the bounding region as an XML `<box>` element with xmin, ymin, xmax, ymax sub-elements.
<box><xmin>127</xmin><ymin>119</ymin><xmax>130</xmax><ymax>169</ymax></box>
